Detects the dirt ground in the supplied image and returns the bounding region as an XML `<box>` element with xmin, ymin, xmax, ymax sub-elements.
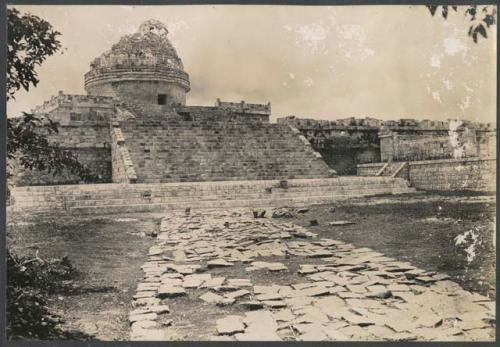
<box><xmin>6</xmin><ymin>192</ymin><xmax>496</xmax><ymax>340</ymax></box>
<box><xmin>7</xmin><ymin>213</ymin><xmax>161</xmax><ymax>340</ymax></box>
<box><xmin>293</xmin><ymin>192</ymin><xmax>496</xmax><ymax>299</ymax></box>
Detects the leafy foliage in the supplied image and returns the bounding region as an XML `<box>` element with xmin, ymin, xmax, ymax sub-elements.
<box><xmin>7</xmin><ymin>249</ymin><xmax>80</xmax><ymax>339</ymax></box>
<box><xmin>7</xmin><ymin>8</ymin><xmax>97</xmax><ymax>184</ymax></box>
<box><xmin>7</xmin><ymin>8</ymin><xmax>62</xmax><ymax>101</ymax></box>
<box><xmin>6</xmin><ymin>9</ymin><xmax>96</xmax><ymax>340</ymax></box>
<box><xmin>426</xmin><ymin>5</ymin><xmax>497</xmax><ymax>43</ymax></box>
<box><xmin>7</xmin><ymin>112</ymin><xmax>97</xmax><ymax>182</ymax></box>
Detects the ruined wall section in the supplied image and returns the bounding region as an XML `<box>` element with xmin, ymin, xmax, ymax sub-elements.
<box><xmin>278</xmin><ymin>116</ymin><xmax>496</xmax><ymax>172</ymax></box>
<box><xmin>84</xmin><ymin>21</ymin><xmax>190</xmax><ymax>106</ymax></box>
<box><xmin>409</xmin><ymin>158</ymin><xmax>496</xmax><ymax>192</ymax></box>
<box><xmin>13</xmin><ymin>94</ymin><xmax>115</xmax><ymax>186</ymax></box>
<box><xmin>357</xmin><ymin>158</ymin><xmax>495</xmax><ymax>192</ymax></box>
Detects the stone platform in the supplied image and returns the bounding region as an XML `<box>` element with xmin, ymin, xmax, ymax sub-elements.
<box><xmin>129</xmin><ymin>209</ymin><xmax>495</xmax><ymax>341</ymax></box>
<box><xmin>10</xmin><ymin>176</ymin><xmax>415</xmax><ymax>215</ymax></box>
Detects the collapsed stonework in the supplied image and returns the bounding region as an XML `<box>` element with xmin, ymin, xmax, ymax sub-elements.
<box><xmin>278</xmin><ymin>116</ymin><xmax>496</xmax><ymax>175</ymax></box>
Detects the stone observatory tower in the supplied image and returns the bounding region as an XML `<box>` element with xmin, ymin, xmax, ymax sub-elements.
<box><xmin>84</xmin><ymin>19</ymin><xmax>190</xmax><ymax>106</ymax></box>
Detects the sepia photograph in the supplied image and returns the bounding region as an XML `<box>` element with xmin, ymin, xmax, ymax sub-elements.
<box><xmin>4</xmin><ymin>2</ymin><xmax>497</xmax><ymax>342</ymax></box>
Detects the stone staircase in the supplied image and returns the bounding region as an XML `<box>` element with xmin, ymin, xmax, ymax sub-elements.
<box><xmin>115</xmin><ymin>107</ymin><xmax>332</xmax><ymax>183</ymax></box>
<box><xmin>10</xmin><ymin>177</ymin><xmax>417</xmax><ymax>215</ymax></box>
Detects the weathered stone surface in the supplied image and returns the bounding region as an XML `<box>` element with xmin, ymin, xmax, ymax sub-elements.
<box><xmin>129</xmin><ymin>209</ymin><xmax>495</xmax><ymax>342</ymax></box>
<box><xmin>329</xmin><ymin>221</ymin><xmax>356</xmax><ymax>226</ymax></box>
<box><xmin>225</xmin><ymin>289</ymin><xmax>250</xmax><ymax>299</ymax></box>
<box><xmin>207</xmin><ymin>259</ymin><xmax>234</xmax><ymax>268</ymax></box>
<box><xmin>129</xmin><ymin>312</ymin><xmax>158</xmax><ymax>324</ymax></box>
<box><xmin>216</xmin><ymin>316</ymin><xmax>245</xmax><ymax>335</ymax></box>
<box><xmin>199</xmin><ymin>292</ymin><xmax>224</xmax><ymax>304</ymax></box>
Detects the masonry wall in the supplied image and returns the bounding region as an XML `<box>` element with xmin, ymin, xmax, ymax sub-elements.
<box><xmin>87</xmin><ymin>79</ymin><xmax>187</xmax><ymax>106</ymax></box>
<box><xmin>14</xmin><ymin>148</ymin><xmax>112</xmax><ymax>186</ymax></box>
<box><xmin>392</xmin><ymin>134</ymin><xmax>453</xmax><ymax>161</ymax></box>
<box><xmin>357</xmin><ymin>157</ymin><xmax>496</xmax><ymax>192</ymax></box>
<box><xmin>357</xmin><ymin>162</ymin><xmax>409</xmax><ymax>179</ymax></box>
<box><xmin>8</xmin><ymin>176</ymin><xmax>414</xmax><ymax>214</ymax></box>
<box><xmin>12</xmin><ymin>94</ymin><xmax>115</xmax><ymax>186</ymax></box>
<box><xmin>409</xmin><ymin>158</ymin><xmax>496</xmax><ymax>192</ymax></box>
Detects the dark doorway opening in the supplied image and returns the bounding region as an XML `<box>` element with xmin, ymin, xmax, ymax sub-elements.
<box><xmin>158</xmin><ymin>94</ymin><xmax>167</xmax><ymax>105</ymax></box>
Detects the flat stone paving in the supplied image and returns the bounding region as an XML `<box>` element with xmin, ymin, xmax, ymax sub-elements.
<box><xmin>129</xmin><ymin>209</ymin><xmax>495</xmax><ymax>341</ymax></box>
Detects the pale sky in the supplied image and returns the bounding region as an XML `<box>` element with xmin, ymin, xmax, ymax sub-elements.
<box><xmin>7</xmin><ymin>5</ymin><xmax>497</xmax><ymax>123</ymax></box>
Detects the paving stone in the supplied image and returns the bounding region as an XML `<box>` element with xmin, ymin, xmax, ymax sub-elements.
<box><xmin>366</xmin><ymin>289</ymin><xmax>392</xmax><ymax>299</ymax></box>
<box><xmin>131</xmin><ymin>211</ymin><xmax>495</xmax><ymax>342</ymax></box>
<box><xmin>238</xmin><ymin>301</ymin><xmax>265</xmax><ymax>310</ymax></box>
<box><xmin>385</xmin><ymin>332</ymin><xmax>419</xmax><ymax>341</ymax></box>
<box><xmin>216</xmin><ymin>315</ymin><xmax>245</xmax><ymax>335</ymax></box>
<box><xmin>129</xmin><ymin>312</ymin><xmax>158</xmax><ymax>323</ymax></box>
<box><xmin>285</xmin><ymin>296</ymin><xmax>314</xmax><ymax>308</ymax></box>
<box><xmin>160</xmin><ymin>278</ymin><xmax>183</xmax><ymax>286</ymax></box>
<box><xmin>256</xmin><ymin>292</ymin><xmax>282</xmax><ymax>301</ymax></box>
<box><xmin>133</xmin><ymin>291</ymin><xmax>157</xmax><ymax>299</ymax></box>
<box><xmin>300</xmin><ymin>285</ymin><xmax>330</xmax><ymax>297</ymax></box>
<box><xmin>133</xmin><ymin>298</ymin><xmax>161</xmax><ymax>307</ymax></box>
<box><xmin>207</xmin><ymin>259</ymin><xmax>234</xmax><ymax>268</ymax></box>
<box><xmin>131</xmin><ymin>320</ymin><xmax>157</xmax><ymax>330</ymax></box>
<box><xmin>182</xmin><ymin>274</ymin><xmax>211</xmax><ymax>288</ymax></box>
<box><xmin>130</xmin><ymin>305</ymin><xmax>170</xmax><ymax>316</ymax></box>
<box><xmin>137</xmin><ymin>283</ymin><xmax>161</xmax><ymax>291</ymax></box>
<box><xmin>157</xmin><ymin>285</ymin><xmax>186</xmax><ymax>298</ymax></box>
<box><xmin>308</xmin><ymin>250</ymin><xmax>334</xmax><ymax>258</ymax></box>
<box><xmin>227</xmin><ymin>279</ymin><xmax>252</xmax><ymax>287</ymax></box>
<box><xmin>272</xmin><ymin>309</ymin><xmax>295</xmax><ymax>322</ymax></box>
<box><xmin>225</xmin><ymin>289</ymin><xmax>250</xmax><ymax>299</ymax></box>
<box><xmin>323</xmin><ymin>324</ymin><xmax>350</xmax><ymax>340</ymax></box>
<box><xmin>293</xmin><ymin>307</ymin><xmax>329</xmax><ymax>324</ymax></box>
<box><xmin>329</xmin><ymin>221</ymin><xmax>356</xmax><ymax>226</ymax></box>
<box><xmin>200</xmin><ymin>277</ymin><xmax>225</xmax><ymax>288</ymax></box>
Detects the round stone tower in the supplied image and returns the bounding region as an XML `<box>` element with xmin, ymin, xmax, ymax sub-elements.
<box><xmin>84</xmin><ymin>19</ymin><xmax>190</xmax><ymax>106</ymax></box>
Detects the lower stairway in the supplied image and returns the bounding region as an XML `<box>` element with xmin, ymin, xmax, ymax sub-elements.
<box><xmin>10</xmin><ymin>176</ymin><xmax>416</xmax><ymax>215</ymax></box>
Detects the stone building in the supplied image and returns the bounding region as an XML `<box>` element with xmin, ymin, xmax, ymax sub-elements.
<box><xmin>278</xmin><ymin>116</ymin><xmax>496</xmax><ymax>174</ymax></box>
<box><xmin>14</xmin><ymin>20</ymin><xmax>333</xmax><ymax>186</ymax></box>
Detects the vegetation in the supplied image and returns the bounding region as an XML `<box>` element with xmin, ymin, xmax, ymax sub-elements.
<box><xmin>7</xmin><ymin>8</ymin><xmax>96</xmax><ymax>185</ymax></box>
<box><xmin>426</xmin><ymin>5</ymin><xmax>497</xmax><ymax>43</ymax></box>
<box><xmin>7</xmin><ymin>8</ymin><xmax>95</xmax><ymax>339</ymax></box>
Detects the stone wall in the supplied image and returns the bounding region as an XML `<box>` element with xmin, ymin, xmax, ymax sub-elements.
<box><xmin>86</xmin><ymin>78</ymin><xmax>187</xmax><ymax>106</ymax></box>
<box><xmin>12</xmin><ymin>94</ymin><xmax>115</xmax><ymax>186</ymax></box>
<box><xmin>392</xmin><ymin>134</ymin><xmax>454</xmax><ymax>161</ymax></box>
<box><xmin>409</xmin><ymin>158</ymin><xmax>496</xmax><ymax>192</ymax></box>
<box><xmin>13</xmin><ymin>148</ymin><xmax>112</xmax><ymax>186</ymax></box>
<box><xmin>357</xmin><ymin>157</ymin><xmax>496</xmax><ymax>192</ymax></box>
<box><xmin>357</xmin><ymin>162</ymin><xmax>409</xmax><ymax>179</ymax></box>
<box><xmin>9</xmin><ymin>176</ymin><xmax>415</xmax><ymax>214</ymax></box>
<box><xmin>110</xmin><ymin>124</ymin><xmax>137</xmax><ymax>183</ymax></box>
<box><xmin>277</xmin><ymin>116</ymin><xmax>495</xmax><ymax>172</ymax></box>
<box><xmin>215</xmin><ymin>99</ymin><xmax>271</xmax><ymax>116</ymax></box>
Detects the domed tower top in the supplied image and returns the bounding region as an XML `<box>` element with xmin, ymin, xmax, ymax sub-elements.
<box><xmin>84</xmin><ymin>19</ymin><xmax>190</xmax><ymax>106</ymax></box>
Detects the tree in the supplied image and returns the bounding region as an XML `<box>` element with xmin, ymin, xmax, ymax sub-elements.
<box><xmin>7</xmin><ymin>8</ymin><xmax>96</xmax><ymax>186</ymax></box>
<box><xmin>426</xmin><ymin>5</ymin><xmax>497</xmax><ymax>43</ymax></box>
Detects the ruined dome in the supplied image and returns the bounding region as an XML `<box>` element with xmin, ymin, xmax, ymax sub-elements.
<box><xmin>84</xmin><ymin>19</ymin><xmax>190</xmax><ymax>105</ymax></box>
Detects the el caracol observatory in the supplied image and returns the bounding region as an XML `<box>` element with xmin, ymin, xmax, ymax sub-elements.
<box><xmin>84</xmin><ymin>20</ymin><xmax>190</xmax><ymax>106</ymax></box>
<box><xmin>16</xmin><ymin>19</ymin><xmax>335</xmax><ymax>186</ymax></box>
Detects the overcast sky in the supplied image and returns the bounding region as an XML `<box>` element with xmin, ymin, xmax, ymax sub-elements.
<box><xmin>8</xmin><ymin>5</ymin><xmax>497</xmax><ymax>123</ymax></box>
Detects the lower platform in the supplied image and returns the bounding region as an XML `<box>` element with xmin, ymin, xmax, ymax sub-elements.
<box><xmin>9</xmin><ymin>176</ymin><xmax>416</xmax><ymax>215</ymax></box>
